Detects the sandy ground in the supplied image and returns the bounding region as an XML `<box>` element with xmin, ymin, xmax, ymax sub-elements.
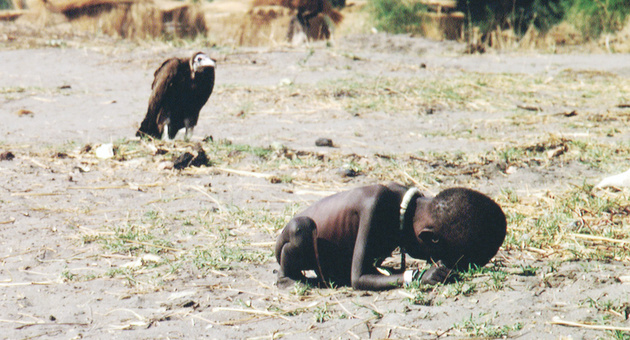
<box><xmin>1</xmin><ymin>28</ymin><xmax>630</xmax><ymax>339</ymax></box>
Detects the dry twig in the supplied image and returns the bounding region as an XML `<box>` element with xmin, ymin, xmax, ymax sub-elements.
<box><xmin>212</xmin><ymin>307</ymin><xmax>291</xmax><ymax>321</ymax></box>
<box><xmin>550</xmin><ymin>317</ymin><xmax>630</xmax><ymax>332</ymax></box>
<box><xmin>569</xmin><ymin>233</ymin><xmax>630</xmax><ymax>245</ymax></box>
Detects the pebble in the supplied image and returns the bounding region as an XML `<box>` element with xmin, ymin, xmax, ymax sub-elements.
<box><xmin>0</xmin><ymin>151</ymin><xmax>15</xmax><ymax>161</ymax></box>
<box><xmin>338</xmin><ymin>168</ymin><xmax>360</xmax><ymax>177</ymax></box>
<box><xmin>95</xmin><ymin>143</ymin><xmax>114</xmax><ymax>159</ymax></box>
<box><xmin>315</xmin><ymin>138</ymin><xmax>334</xmax><ymax>147</ymax></box>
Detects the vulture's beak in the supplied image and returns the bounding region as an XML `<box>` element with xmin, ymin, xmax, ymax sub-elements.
<box><xmin>193</xmin><ymin>56</ymin><xmax>216</xmax><ymax>73</ymax></box>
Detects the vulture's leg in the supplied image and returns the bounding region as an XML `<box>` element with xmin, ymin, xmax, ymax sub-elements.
<box><xmin>161</xmin><ymin>124</ymin><xmax>172</xmax><ymax>141</ymax></box>
<box><xmin>184</xmin><ymin>119</ymin><xmax>194</xmax><ymax>142</ymax></box>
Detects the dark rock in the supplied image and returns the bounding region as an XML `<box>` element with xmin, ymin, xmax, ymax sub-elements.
<box><xmin>338</xmin><ymin>168</ymin><xmax>360</xmax><ymax>177</ymax></box>
<box><xmin>173</xmin><ymin>152</ymin><xmax>194</xmax><ymax>170</ymax></box>
<box><xmin>0</xmin><ymin>151</ymin><xmax>15</xmax><ymax>161</ymax></box>
<box><xmin>172</xmin><ymin>144</ymin><xmax>211</xmax><ymax>169</ymax></box>
<box><xmin>315</xmin><ymin>138</ymin><xmax>334</xmax><ymax>147</ymax></box>
<box><xmin>190</xmin><ymin>144</ymin><xmax>210</xmax><ymax>167</ymax></box>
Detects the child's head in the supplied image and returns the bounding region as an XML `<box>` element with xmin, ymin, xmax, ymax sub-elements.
<box><xmin>415</xmin><ymin>188</ymin><xmax>506</xmax><ymax>269</ymax></box>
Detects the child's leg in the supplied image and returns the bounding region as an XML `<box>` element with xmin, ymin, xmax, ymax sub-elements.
<box><xmin>275</xmin><ymin>216</ymin><xmax>318</xmax><ymax>288</ymax></box>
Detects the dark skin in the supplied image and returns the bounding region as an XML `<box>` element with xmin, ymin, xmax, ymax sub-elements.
<box><xmin>275</xmin><ymin>183</ymin><xmax>451</xmax><ymax>291</ymax></box>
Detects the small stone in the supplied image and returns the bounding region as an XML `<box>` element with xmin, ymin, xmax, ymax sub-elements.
<box><xmin>338</xmin><ymin>168</ymin><xmax>360</xmax><ymax>177</ymax></box>
<box><xmin>315</xmin><ymin>138</ymin><xmax>334</xmax><ymax>147</ymax></box>
<box><xmin>15</xmin><ymin>109</ymin><xmax>33</xmax><ymax>117</ymax></box>
<box><xmin>0</xmin><ymin>151</ymin><xmax>15</xmax><ymax>161</ymax></box>
<box><xmin>173</xmin><ymin>152</ymin><xmax>194</xmax><ymax>170</ymax></box>
<box><xmin>94</xmin><ymin>143</ymin><xmax>114</xmax><ymax>159</ymax></box>
<box><xmin>190</xmin><ymin>144</ymin><xmax>210</xmax><ymax>167</ymax></box>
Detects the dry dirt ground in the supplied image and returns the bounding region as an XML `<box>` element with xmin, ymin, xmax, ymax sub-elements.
<box><xmin>1</xmin><ymin>24</ymin><xmax>630</xmax><ymax>339</ymax></box>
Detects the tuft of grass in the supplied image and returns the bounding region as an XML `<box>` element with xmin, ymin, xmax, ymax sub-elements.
<box><xmin>582</xmin><ymin>297</ymin><xmax>630</xmax><ymax>319</ymax></box>
<box><xmin>313</xmin><ymin>304</ymin><xmax>333</xmax><ymax>323</ymax></box>
<box><xmin>191</xmin><ymin>242</ymin><xmax>269</xmax><ymax>271</ymax></box>
<box><xmin>518</xmin><ymin>265</ymin><xmax>538</xmax><ymax>276</ymax></box>
<box><xmin>408</xmin><ymin>289</ymin><xmax>433</xmax><ymax>306</ymax></box>
<box><xmin>608</xmin><ymin>330</ymin><xmax>630</xmax><ymax>340</ymax></box>
<box><xmin>454</xmin><ymin>313</ymin><xmax>524</xmax><ymax>338</ymax></box>
<box><xmin>103</xmin><ymin>224</ymin><xmax>174</xmax><ymax>255</ymax></box>
<box><xmin>291</xmin><ymin>282</ymin><xmax>312</xmax><ymax>296</ymax></box>
<box><xmin>61</xmin><ymin>270</ymin><xmax>76</xmax><ymax>282</ymax></box>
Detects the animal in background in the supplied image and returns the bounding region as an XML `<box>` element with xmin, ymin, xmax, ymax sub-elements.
<box><xmin>137</xmin><ymin>52</ymin><xmax>216</xmax><ymax>141</ymax></box>
<box><xmin>252</xmin><ymin>0</ymin><xmax>343</xmax><ymax>41</ymax></box>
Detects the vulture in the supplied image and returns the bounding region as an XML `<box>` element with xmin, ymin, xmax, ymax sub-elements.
<box><xmin>137</xmin><ymin>52</ymin><xmax>216</xmax><ymax>141</ymax></box>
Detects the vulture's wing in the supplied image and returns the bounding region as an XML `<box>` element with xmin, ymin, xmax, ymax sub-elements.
<box><xmin>147</xmin><ymin>58</ymin><xmax>184</xmax><ymax>127</ymax></box>
<box><xmin>137</xmin><ymin>58</ymin><xmax>185</xmax><ymax>138</ymax></box>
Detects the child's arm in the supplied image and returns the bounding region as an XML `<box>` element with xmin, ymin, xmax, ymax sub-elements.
<box><xmin>350</xmin><ymin>238</ymin><xmax>405</xmax><ymax>290</ymax></box>
<box><xmin>350</xmin><ymin>209</ymin><xmax>451</xmax><ymax>289</ymax></box>
<box><xmin>349</xmin><ymin>190</ymin><xmax>408</xmax><ymax>290</ymax></box>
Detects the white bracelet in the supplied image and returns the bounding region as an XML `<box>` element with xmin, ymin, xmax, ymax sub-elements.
<box><xmin>403</xmin><ymin>270</ymin><xmax>416</xmax><ymax>285</ymax></box>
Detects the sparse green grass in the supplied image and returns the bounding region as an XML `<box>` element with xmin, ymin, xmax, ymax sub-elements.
<box><xmin>405</xmin><ymin>262</ymin><xmax>514</xmax><ymax>306</ymax></box>
<box><xmin>500</xmin><ymin>175</ymin><xmax>630</xmax><ymax>261</ymax></box>
<box><xmin>61</xmin><ymin>269</ymin><xmax>76</xmax><ymax>282</ymax></box>
<box><xmin>191</xmin><ymin>240</ymin><xmax>269</xmax><ymax>271</ymax></box>
<box><xmin>1</xmin><ymin>85</ymin><xmax>73</xmax><ymax>101</ymax></box>
<box><xmin>291</xmin><ymin>282</ymin><xmax>313</xmax><ymax>296</ymax></box>
<box><xmin>406</xmin><ymin>288</ymin><xmax>433</xmax><ymax>306</ymax></box>
<box><xmin>73</xmin><ymin>202</ymin><xmax>277</xmax><ymax>285</ymax></box>
<box><xmin>580</xmin><ymin>296</ymin><xmax>630</xmax><ymax>339</ymax></box>
<box><xmin>313</xmin><ymin>304</ymin><xmax>333</xmax><ymax>323</ymax></box>
<box><xmin>582</xmin><ymin>297</ymin><xmax>630</xmax><ymax>319</ymax></box>
<box><xmin>0</xmin><ymin>86</ymin><xmax>26</xmax><ymax>94</ymax></box>
<box><xmin>454</xmin><ymin>313</ymin><xmax>524</xmax><ymax>338</ymax></box>
<box><xmin>609</xmin><ymin>330</ymin><xmax>630</xmax><ymax>340</ymax></box>
<box><xmin>1</xmin><ymin>86</ymin><xmax>28</xmax><ymax>101</ymax></box>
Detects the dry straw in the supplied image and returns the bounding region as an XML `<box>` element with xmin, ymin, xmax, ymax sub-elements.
<box><xmin>28</xmin><ymin>0</ymin><xmax>207</xmax><ymax>39</ymax></box>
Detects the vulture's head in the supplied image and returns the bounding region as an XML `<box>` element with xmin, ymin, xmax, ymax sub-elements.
<box><xmin>190</xmin><ymin>52</ymin><xmax>216</xmax><ymax>78</ymax></box>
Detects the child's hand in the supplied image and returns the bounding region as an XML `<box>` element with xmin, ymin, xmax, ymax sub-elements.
<box><xmin>420</xmin><ymin>261</ymin><xmax>451</xmax><ymax>285</ymax></box>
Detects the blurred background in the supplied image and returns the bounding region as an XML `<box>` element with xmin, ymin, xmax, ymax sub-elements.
<box><xmin>1</xmin><ymin>0</ymin><xmax>630</xmax><ymax>50</ymax></box>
